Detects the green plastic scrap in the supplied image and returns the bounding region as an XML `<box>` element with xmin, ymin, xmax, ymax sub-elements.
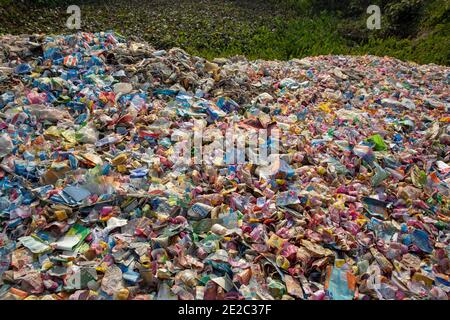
<box><xmin>366</xmin><ymin>134</ymin><xmax>388</xmax><ymax>151</ymax></box>
<box><xmin>267</xmin><ymin>278</ymin><xmax>286</xmax><ymax>298</ymax></box>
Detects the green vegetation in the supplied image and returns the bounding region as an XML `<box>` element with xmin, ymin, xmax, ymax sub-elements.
<box><xmin>0</xmin><ymin>0</ymin><xmax>448</xmax><ymax>65</ymax></box>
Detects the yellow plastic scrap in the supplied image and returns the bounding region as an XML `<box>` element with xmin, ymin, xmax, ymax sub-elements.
<box><xmin>61</xmin><ymin>130</ymin><xmax>76</xmax><ymax>144</ymax></box>
<box><xmin>116</xmin><ymin>288</ymin><xmax>130</xmax><ymax>300</ymax></box>
<box><xmin>267</xmin><ymin>234</ymin><xmax>286</xmax><ymax>251</ymax></box>
<box><xmin>55</xmin><ymin>210</ymin><xmax>68</xmax><ymax>221</ymax></box>
<box><xmin>44</xmin><ymin>126</ymin><xmax>61</xmax><ymax>139</ymax></box>
<box><xmin>80</xmin><ymin>153</ymin><xmax>103</xmax><ymax>166</ymax></box>
<box><xmin>276</xmin><ymin>255</ymin><xmax>290</xmax><ymax>270</ymax></box>
<box><xmin>335</xmin><ymin>259</ymin><xmax>346</xmax><ymax>268</ymax></box>
<box><xmin>319</xmin><ymin>102</ymin><xmax>332</xmax><ymax>113</ymax></box>
<box><xmin>301</xmin><ymin>239</ymin><xmax>333</xmax><ymax>257</ymax></box>
<box><xmin>111</xmin><ymin>153</ymin><xmax>128</xmax><ymax>166</ymax></box>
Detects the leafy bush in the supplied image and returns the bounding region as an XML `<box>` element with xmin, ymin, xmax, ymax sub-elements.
<box><xmin>384</xmin><ymin>0</ymin><xmax>424</xmax><ymax>37</ymax></box>
<box><xmin>0</xmin><ymin>0</ymin><xmax>448</xmax><ymax>65</ymax></box>
<box><xmin>16</xmin><ymin>0</ymin><xmax>69</xmax><ymax>7</ymax></box>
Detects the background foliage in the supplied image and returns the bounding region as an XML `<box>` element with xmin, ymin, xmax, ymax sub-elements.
<box><xmin>1</xmin><ymin>0</ymin><xmax>448</xmax><ymax>65</ymax></box>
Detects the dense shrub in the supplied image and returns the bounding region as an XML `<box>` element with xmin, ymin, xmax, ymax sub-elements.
<box><xmin>384</xmin><ymin>0</ymin><xmax>424</xmax><ymax>37</ymax></box>
<box><xmin>11</xmin><ymin>0</ymin><xmax>71</xmax><ymax>7</ymax></box>
<box><xmin>286</xmin><ymin>0</ymin><xmax>428</xmax><ymax>38</ymax></box>
<box><xmin>1</xmin><ymin>0</ymin><xmax>448</xmax><ymax>65</ymax></box>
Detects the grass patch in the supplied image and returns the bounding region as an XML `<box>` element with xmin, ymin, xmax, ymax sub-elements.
<box><xmin>0</xmin><ymin>0</ymin><xmax>448</xmax><ymax>65</ymax></box>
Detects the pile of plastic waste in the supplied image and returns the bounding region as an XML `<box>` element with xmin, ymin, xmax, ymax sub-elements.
<box><xmin>0</xmin><ymin>32</ymin><xmax>448</xmax><ymax>300</ymax></box>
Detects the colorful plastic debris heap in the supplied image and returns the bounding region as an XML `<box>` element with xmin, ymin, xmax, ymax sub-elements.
<box><xmin>0</xmin><ymin>32</ymin><xmax>448</xmax><ymax>300</ymax></box>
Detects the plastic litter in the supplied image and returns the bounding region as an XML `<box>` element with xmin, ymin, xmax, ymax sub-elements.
<box><xmin>0</xmin><ymin>32</ymin><xmax>448</xmax><ymax>300</ymax></box>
